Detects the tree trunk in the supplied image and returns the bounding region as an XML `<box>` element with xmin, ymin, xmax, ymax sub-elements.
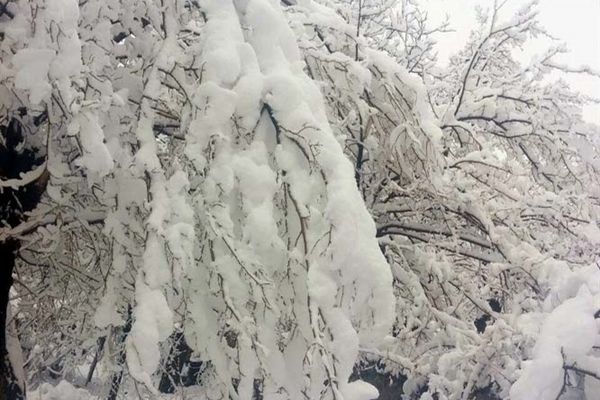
<box><xmin>107</xmin><ymin>306</ymin><xmax>132</xmax><ymax>400</ymax></box>
<box><xmin>0</xmin><ymin>241</ymin><xmax>24</xmax><ymax>400</ymax></box>
<box><xmin>0</xmin><ymin>115</ymin><xmax>49</xmax><ymax>400</ymax></box>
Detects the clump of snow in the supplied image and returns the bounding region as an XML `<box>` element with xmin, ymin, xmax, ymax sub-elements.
<box><xmin>126</xmin><ymin>280</ymin><xmax>173</xmax><ymax>390</ymax></box>
<box><xmin>12</xmin><ymin>0</ymin><xmax>82</xmax><ymax>105</ymax></box>
<box><xmin>12</xmin><ymin>49</ymin><xmax>55</xmax><ymax>104</ymax></box>
<box><xmin>341</xmin><ymin>380</ymin><xmax>380</xmax><ymax>400</ymax></box>
<box><xmin>176</xmin><ymin>1</ymin><xmax>395</xmax><ymax>398</ymax></box>
<box><xmin>29</xmin><ymin>381</ymin><xmax>94</xmax><ymax>400</ymax></box>
<box><xmin>511</xmin><ymin>276</ymin><xmax>600</xmax><ymax>400</ymax></box>
<box><xmin>70</xmin><ymin>113</ymin><xmax>114</xmax><ymax>182</ymax></box>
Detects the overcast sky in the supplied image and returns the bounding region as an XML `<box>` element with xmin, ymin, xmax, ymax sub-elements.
<box><xmin>420</xmin><ymin>0</ymin><xmax>600</xmax><ymax>124</ymax></box>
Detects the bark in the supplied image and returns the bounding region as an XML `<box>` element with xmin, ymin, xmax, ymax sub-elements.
<box><xmin>0</xmin><ymin>241</ymin><xmax>24</xmax><ymax>400</ymax></box>
<box><xmin>107</xmin><ymin>306</ymin><xmax>132</xmax><ymax>400</ymax></box>
<box><xmin>86</xmin><ymin>336</ymin><xmax>106</xmax><ymax>386</ymax></box>
<box><xmin>0</xmin><ymin>116</ymin><xmax>48</xmax><ymax>400</ymax></box>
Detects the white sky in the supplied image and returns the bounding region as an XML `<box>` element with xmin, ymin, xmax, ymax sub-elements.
<box><xmin>420</xmin><ymin>0</ymin><xmax>600</xmax><ymax>124</ymax></box>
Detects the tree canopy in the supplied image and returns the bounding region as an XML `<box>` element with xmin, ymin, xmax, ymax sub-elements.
<box><xmin>0</xmin><ymin>0</ymin><xmax>598</xmax><ymax>399</ymax></box>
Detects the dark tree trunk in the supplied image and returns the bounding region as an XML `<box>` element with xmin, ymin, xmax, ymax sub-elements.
<box><xmin>230</xmin><ymin>377</ymin><xmax>263</xmax><ymax>400</ymax></box>
<box><xmin>107</xmin><ymin>306</ymin><xmax>132</xmax><ymax>400</ymax></box>
<box><xmin>252</xmin><ymin>378</ymin><xmax>263</xmax><ymax>400</ymax></box>
<box><xmin>1</xmin><ymin>115</ymin><xmax>48</xmax><ymax>400</ymax></box>
<box><xmin>0</xmin><ymin>241</ymin><xmax>24</xmax><ymax>400</ymax></box>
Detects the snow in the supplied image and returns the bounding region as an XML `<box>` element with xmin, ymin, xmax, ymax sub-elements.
<box><xmin>511</xmin><ymin>272</ymin><xmax>600</xmax><ymax>400</ymax></box>
<box><xmin>7</xmin><ymin>0</ymin><xmax>599</xmax><ymax>399</ymax></box>
<box><xmin>126</xmin><ymin>280</ymin><xmax>174</xmax><ymax>390</ymax></box>
<box><xmin>12</xmin><ymin>0</ymin><xmax>82</xmax><ymax>105</ymax></box>
<box><xmin>47</xmin><ymin>0</ymin><xmax>82</xmax><ymax>81</ymax></box>
<box><xmin>12</xmin><ymin>49</ymin><xmax>55</xmax><ymax>105</ymax></box>
<box><xmin>29</xmin><ymin>381</ymin><xmax>92</xmax><ymax>400</ymax></box>
<box><xmin>141</xmin><ymin>234</ymin><xmax>170</xmax><ymax>288</ymax></box>
<box><xmin>171</xmin><ymin>1</ymin><xmax>395</xmax><ymax>397</ymax></box>
<box><xmin>71</xmin><ymin>113</ymin><xmax>114</xmax><ymax>182</ymax></box>
<box><xmin>242</xmin><ymin>0</ymin><xmax>394</xmax><ymax>344</ymax></box>
<box><xmin>341</xmin><ymin>380</ymin><xmax>380</xmax><ymax>400</ymax></box>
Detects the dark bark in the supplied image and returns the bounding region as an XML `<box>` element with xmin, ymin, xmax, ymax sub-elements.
<box><xmin>86</xmin><ymin>336</ymin><xmax>106</xmax><ymax>386</ymax></box>
<box><xmin>1</xmin><ymin>116</ymin><xmax>48</xmax><ymax>400</ymax></box>
<box><xmin>107</xmin><ymin>306</ymin><xmax>132</xmax><ymax>400</ymax></box>
<box><xmin>0</xmin><ymin>241</ymin><xmax>23</xmax><ymax>400</ymax></box>
<box><xmin>0</xmin><ymin>1</ymin><xmax>15</xmax><ymax>19</ymax></box>
<box><xmin>230</xmin><ymin>377</ymin><xmax>263</xmax><ymax>400</ymax></box>
<box><xmin>252</xmin><ymin>378</ymin><xmax>263</xmax><ymax>400</ymax></box>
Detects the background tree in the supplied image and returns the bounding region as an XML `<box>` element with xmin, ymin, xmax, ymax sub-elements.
<box><xmin>286</xmin><ymin>0</ymin><xmax>600</xmax><ymax>398</ymax></box>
